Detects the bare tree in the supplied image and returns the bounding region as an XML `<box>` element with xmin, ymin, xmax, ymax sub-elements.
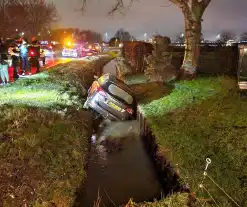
<box><xmin>240</xmin><ymin>32</ymin><xmax>247</xmax><ymax>42</ymax></box>
<box><xmin>0</xmin><ymin>0</ymin><xmax>25</xmax><ymax>36</ymax></box>
<box><xmin>0</xmin><ymin>0</ymin><xmax>57</xmax><ymax>38</ymax></box>
<box><xmin>24</xmin><ymin>0</ymin><xmax>57</xmax><ymax>37</ymax></box>
<box><xmin>166</xmin><ymin>0</ymin><xmax>211</xmax><ymax>79</ymax></box>
<box><xmin>175</xmin><ymin>33</ymin><xmax>185</xmax><ymax>43</ymax></box>
<box><xmin>79</xmin><ymin>0</ymin><xmax>211</xmax><ymax>79</ymax></box>
<box><xmin>115</xmin><ymin>28</ymin><xmax>134</xmax><ymax>41</ymax></box>
<box><xmin>217</xmin><ymin>30</ymin><xmax>236</xmax><ymax>43</ymax></box>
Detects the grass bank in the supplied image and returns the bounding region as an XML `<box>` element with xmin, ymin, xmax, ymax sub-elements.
<box><xmin>126</xmin><ymin>193</ymin><xmax>189</xmax><ymax>207</ymax></box>
<box><xmin>139</xmin><ymin>76</ymin><xmax>247</xmax><ymax>206</ymax></box>
<box><xmin>0</xmin><ymin>56</ymin><xmax>112</xmax><ymax>207</ymax></box>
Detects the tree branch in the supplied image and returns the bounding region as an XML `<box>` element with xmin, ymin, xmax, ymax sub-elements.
<box><xmin>168</xmin><ymin>0</ymin><xmax>184</xmax><ymax>8</ymax></box>
<box><xmin>78</xmin><ymin>0</ymin><xmax>136</xmax><ymax>16</ymax></box>
<box><xmin>203</xmin><ymin>0</ymin><xmax>211</xmax><ymax>8</ymax></box>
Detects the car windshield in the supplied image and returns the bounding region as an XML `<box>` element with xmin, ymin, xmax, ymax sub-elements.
<box><xmin>108</xmin><ymin>83</ymin><xmax>133</xmax><ymax>105</ymax></box>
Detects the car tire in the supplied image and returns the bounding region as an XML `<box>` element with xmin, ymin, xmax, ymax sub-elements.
<box><xmin>88</xmin><ymin>109</ymin><xmax>102</xmax><ymax>133</ymax></box>
<box><xmin>240</xmin><ymin>91</ymin><xmax>246</xmax><ymax>97</ymax></box>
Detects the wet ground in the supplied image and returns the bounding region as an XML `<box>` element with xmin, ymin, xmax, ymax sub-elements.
<box><xmin>80</xmin><ymin>121</ymin><xmax>162</xmax><ymax>207</ymax></box>
<box><xmin>103</xmin><ymin>59</ymin><xmax>117</xmax><ymax>75</ymax></box>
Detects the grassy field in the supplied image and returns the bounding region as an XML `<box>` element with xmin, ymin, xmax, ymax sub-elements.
<box><xmin>139</xmin><ymin>76</ymin><xmax>247</xmax><ymax>206</ymax></box>
<box><xmin>126</xmin><ymin>193</ymin><xmax>189</xmax><ymax>207</ymax></box>
<box><xmin>0</xmin><ymin>57</ymin><xmax>111</xmax><ymax>207</ymax></box>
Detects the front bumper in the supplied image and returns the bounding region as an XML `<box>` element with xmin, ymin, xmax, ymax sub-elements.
<box><xmin>238</xmin><ymin>81</ymin><xmax>247</xmax><ymax>90</ymax></box>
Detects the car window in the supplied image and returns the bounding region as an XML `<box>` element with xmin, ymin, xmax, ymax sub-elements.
<box><xmin>240</xmin><ymin>54</ymin><xmax>247</xmax><ymax>76</ymax></box>
<box><xmin>108</xmin><ymin>84</ymin><xmax>133</xmax><ymax>104</ymax></box>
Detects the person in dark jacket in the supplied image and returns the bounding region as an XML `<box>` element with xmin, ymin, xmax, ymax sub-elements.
<box><xmin>19</xmin><ymin>38</ymin><xmax>30</xmax><ymax>76</ymax></box>
<box><xmin>9</xmin><ymin>39</ymin><xmax>20</xmax><ymax>80</ymax></box>
<box><xmin>30</xmin><ymin>37</ymin><xmax>41</xmax><ymax>73</ymax></box>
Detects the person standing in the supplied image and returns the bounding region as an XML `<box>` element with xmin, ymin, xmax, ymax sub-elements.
<box><xmin>19</xmin><ymin>38</ymin><xmax>30</xmax><ymax>76</ymax></box>
<box><xmin>30</xmin><ymin>37</ymin><xmax>41</xmax><ymax>73</ymax></box>
<box><xmin>9</xmin><ymin>42</ymin><xmax>20</xmax><ymax>80</ymax></box>
<box><xmin>0</xmin><ymin>38</ymin><xmax>9</xmax><ymax>85</ymax></box>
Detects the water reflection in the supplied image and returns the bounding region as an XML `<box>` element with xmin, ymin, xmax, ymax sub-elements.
<box><xmin>81</xmin><ymin>120</ymin><xmax>163</xmax><ymax>207</ymax></box>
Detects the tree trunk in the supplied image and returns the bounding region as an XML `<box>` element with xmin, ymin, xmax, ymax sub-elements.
<box><xmin>179</xmin><ymin>13</ymin><xmax>202</xmax><ymax>80</ymax></box>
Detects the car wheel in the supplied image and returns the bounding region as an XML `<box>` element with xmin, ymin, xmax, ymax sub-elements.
<box><xmin>240</xmin><ymin>91</ymin><xmax>246</xmax><ymax>97</ymax></box>
<box><xmin>88</xmin><ymin>109</ymin><xmax>102</xmax><ymax>133</ymax></box>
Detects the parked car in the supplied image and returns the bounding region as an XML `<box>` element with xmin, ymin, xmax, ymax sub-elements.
<box><xmin>83</xmin><ymin>73</ymin><xmax>137</xmax><ymax>121</ymax></box>
<box><xmin>41</xmin><ymin>45</ymin><xmax>54</xmax><ymax>57</ymax></box>
<box><xmin>62</xmin><ymin>48</ymin><xmax>78</xmax><ymax>57</ymax></box>
<box><xmin>238</xmin><ymin>46</ymin><xmax>247</xmax><ymax>91</ymax></box>
<box><xmin>80</xmin><ymin>43</ymin><xmax>100</xmax><ymax>57</ymax></box>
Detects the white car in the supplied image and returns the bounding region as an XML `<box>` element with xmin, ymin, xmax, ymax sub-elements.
<box><xmin>41</xmin><ymin>46</ymin><xmax>54</xmax><ymax>57</ymax></box>
<box><xmin>62</xmin><ymin>48</ymin><xmax>78</xmax><ymax>57</ymax></box>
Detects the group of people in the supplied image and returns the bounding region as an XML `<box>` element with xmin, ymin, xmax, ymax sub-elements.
<box><xmin>0</xmin><ymin>37</ymin><xmax>42</xmax><ymax>86</ymax></box>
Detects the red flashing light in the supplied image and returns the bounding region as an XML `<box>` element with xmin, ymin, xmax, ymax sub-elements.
<box><xmin>126</xmin><ymin>108</ymin><xmax>133</xmax><ymax>114</ymax></box>
<box><xmin>97</xmin><ymin>87</ymin><xmax>106</xmax><ymax>97</ymax></box>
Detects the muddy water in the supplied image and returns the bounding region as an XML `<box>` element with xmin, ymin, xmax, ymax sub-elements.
<box><xmin>80</xmin><ymin>120</ymin><xmax>163</xmax><ymax>207</ymax></box>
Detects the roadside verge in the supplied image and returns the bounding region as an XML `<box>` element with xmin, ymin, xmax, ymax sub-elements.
<box><xmin>0</xmin><ymin>55</ymin><xmax>112</xmax><ymax>207</ymax></box>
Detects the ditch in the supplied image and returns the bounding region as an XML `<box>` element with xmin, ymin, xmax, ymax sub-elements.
<box><xmin>73</xmin><ymin>59</ymin><xmax>181</xmax><ymax>206</ymax></box>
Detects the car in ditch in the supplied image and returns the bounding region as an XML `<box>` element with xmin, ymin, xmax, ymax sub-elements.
<box><xmin>83</xmin><ymin>73</ymin><xmax>137</xmax><ymax>121</ymax></box>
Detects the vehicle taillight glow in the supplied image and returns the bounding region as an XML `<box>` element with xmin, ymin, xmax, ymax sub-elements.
<box><xmin>30</xmin><ymin>51</ymin><xmax>34</xmax><ymax>56</ymax></box>
<box><xmin>97</xmin><ymin>87</ymin><xmax>106</xmax><ymax>97</ymax></box>
<box><xmin>126</xmin><ymin>108</ymin><xmax>133</xmax><ymax>114</ymax></box>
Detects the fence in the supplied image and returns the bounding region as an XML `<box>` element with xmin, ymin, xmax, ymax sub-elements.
<box><xmin>122</xmin><ymin>42</ymin><xmax>239</xmax><ymax>76</ymax></box>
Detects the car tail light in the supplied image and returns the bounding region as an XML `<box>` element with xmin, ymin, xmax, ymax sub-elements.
<box><xmin>97</xmin><ymin>87</ymin><xmax>106</xmax><ymax>97</ymax></box>
<box><xmin>126</xmin><ymin>108</ymin><xmax>133</xmax><ymax>114</ymax></box>
<box><xmin>30</xmin><ymin>51</ymin><xmax>34</xmax><ymax>56</ymax></box>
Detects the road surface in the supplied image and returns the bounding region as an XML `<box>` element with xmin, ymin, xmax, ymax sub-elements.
<box><xmin>8</xmin><ymin>56</ymin><xmax>72</xmax><ymax>82</ymax></box>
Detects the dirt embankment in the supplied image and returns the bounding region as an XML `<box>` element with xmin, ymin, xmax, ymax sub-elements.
<box><xmin>0</xmin><ymin>55</ymin><xmax>113</xmax><ymax>207</ymax></box>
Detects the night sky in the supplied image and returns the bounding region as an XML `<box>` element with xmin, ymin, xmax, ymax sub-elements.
<box><xmin>50</xmin><ymin>0</ymin><xmax>247</xmax><ymax>40</ymax></box>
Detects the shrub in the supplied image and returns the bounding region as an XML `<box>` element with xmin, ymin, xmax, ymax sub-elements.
<box><xmin>122</xmin><ymin>41</ymin><xmax>153</xmax><ymax>74</ymax></box>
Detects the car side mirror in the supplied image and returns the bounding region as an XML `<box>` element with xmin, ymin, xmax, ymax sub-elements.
<box><xmin>94</xmin><ymin>75</ymin><xmax>98</xmax><ymax>80</ymax></box>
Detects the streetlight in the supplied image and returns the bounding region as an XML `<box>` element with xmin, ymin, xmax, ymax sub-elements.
<box><xmin>216</xmin><ymin>33</ymin><xmax>220</xmax><ymax>40</ymax></box>
<box><xmin>21</xmin><ymin>32</ymin><xmax>24</xmax><ymax>36</ymax></box>
<box><xmin>16</xmin><ymin>28</ymin><xmax>18</xmax><ymax>32</ymax></box>
<box><xmin>105</xmin><ymin>32</ymin><xmax>108</xmax><ymax>42</ymax></box>
<box><xmin>181</xmin><ymin>33</ymin><xmax>184</xmax><ymax>38</ymax></box>
<box><xmin>144</xmin><ymin>33</ymin><xmax>147</xmax><ymax>41</ymax></box>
